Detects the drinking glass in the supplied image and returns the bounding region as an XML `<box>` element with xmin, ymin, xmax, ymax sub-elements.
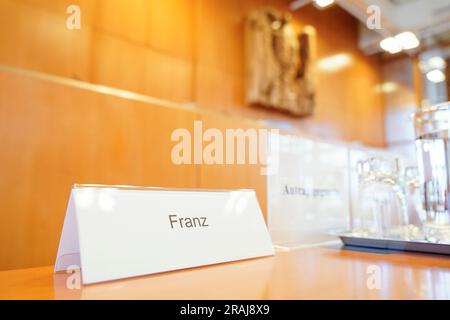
<box><xmin>412</xmin><ymin>102</ymin><xmax>450</xmax><ymax>243</ymax></box>
<box><xmin>354</xmin><ymin>157</ymin><xmax>408</xmax><ymax>239</ymax></box>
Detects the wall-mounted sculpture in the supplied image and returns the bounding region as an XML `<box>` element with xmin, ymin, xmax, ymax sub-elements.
<box><xmin>245</xmin><ymin>8</ymin><xmax>317</xmax><ymax>116</ymax></box>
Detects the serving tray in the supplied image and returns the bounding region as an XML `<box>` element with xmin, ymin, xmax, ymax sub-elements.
<box><xmin>337</xmin><ymin>231</ymin><xmax>450</xmax><ymax>255</ymax></box>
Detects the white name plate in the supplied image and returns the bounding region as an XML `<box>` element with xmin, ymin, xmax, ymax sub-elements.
<box><xmin>55</xmin><ymin>185</ymin><xmax>274</xmax><ymax>284</ymax></box>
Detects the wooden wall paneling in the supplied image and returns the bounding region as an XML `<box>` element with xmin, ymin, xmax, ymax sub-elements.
<box><xmin>90</xmin><ymin>32</ymin><xmax>194</xmax><ymax>104</ymax></box>
<box><xmin>197</xmin><ymin>112</ymin><xmax>268</xmax><ymax>219</ymax></box>
<box><xmin>350</xmin><ymin>56</ymin><xmax>384</xmax><ymax>146</ymax></box>
<box><xmin>194</xmin><ymin>0</ymin><xmax>293</xmax><ymax>116</ymax></box>
<box><xmin>195</xmin><ymin>64</ymin><xmax>245</xmax><ymax>112</ymax></box>
<box><xmin>147</xmin><ymin>0</ymin><xmax>195</xmax><ymax>60</ymax></box>
<box><xmin>194</xmin><ymin>1</ymin><xmax>385</xmax><ymax>146</ymax></box>
<box><xmin>93</xmin><ymin>0</ymin><xmax>195</xmax><ymax>102</ymax></box>
<box><xmin>0</xmin><ymin>0</ymin><xmax>385</xmax><ymax>146</ymax></box>
<box><xmin>17</xmin><ymin>0</ymin><xmax>96</xmax><ymax>18</ymax></box>
<box><xmin>95</xmin><ymin>0</ymin><xmax>149</xmax><ymax>44</ymax></box>
<box><xmin>0</xmin><ymin>0</ymin><xmax>93</xmax><ymax>81</ymax></box>
<box><xmin>292</xmin><ymin>5</ymin><xmax>384</xmax><ymax>146</ymax></box>
<box><xmin>0</xmin><ymin>68</ymin><xmax>199</xmax><ymax>270</ymax></box>
<box><xmin>411</xmin><ymin>55</ymin><xmax>424</xmax><ymax>107</ymax></box>
<box><xmin>194</xmin><ymin>0</ymin><xmax>252</xmax><ymax>113</ymax></box>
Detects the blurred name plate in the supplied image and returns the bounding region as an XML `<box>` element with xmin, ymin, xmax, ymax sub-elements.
<box><xmin>54</xmin><ymin>184</ymin><xmax>274</xmax><ymax>284</ymax></box>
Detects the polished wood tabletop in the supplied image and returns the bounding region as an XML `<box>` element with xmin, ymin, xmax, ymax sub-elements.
<box><xmin>0</xmin><ymin>244</ymin><xmax>449</xmax><ymax>300</ymax></box>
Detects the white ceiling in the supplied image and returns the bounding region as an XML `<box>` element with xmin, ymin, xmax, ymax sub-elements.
<box><xmin>360</xmin><ymin>0</ymin><xmax>449</xmax><ymax>35</ymax></box>
<box><xmin>291</xmin><ymin>0</ymin><xmax>450</xmax><ymax>54</ymax></box>
<box><xmin>339</xmin><ymin>0</ymin><xmax>450</xmax><ymax>53</ymax></box>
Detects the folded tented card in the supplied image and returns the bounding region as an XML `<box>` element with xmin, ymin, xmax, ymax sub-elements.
<box><xmin>54</xmin><ymin>185</ymin><xmax>274</xmax><ymax>284</ymax></box>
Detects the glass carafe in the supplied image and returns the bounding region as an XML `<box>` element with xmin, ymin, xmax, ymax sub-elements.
<box><xmin>412</xmin><ymin>102</ymin><xmax>450</xmax><ymax>243</ymax></box>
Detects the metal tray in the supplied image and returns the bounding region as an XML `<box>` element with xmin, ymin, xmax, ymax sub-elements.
<box><xmin>338</xmin><ymin>232</ymin><xmax>450</xmax><ymax>255</ymax></box>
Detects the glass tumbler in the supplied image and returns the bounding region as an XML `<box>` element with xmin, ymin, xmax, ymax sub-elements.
<box><xmin>355</xmin><ymin>157</ymin><xmax>408</xmax><ymax>239</ymax></box>
<box><xmin>412</xmin><ymin>102</ymin><xmax>450</xmax><ymax>243</ymax></box>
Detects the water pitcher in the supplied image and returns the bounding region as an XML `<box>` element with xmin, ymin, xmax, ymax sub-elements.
<box><xmin>412</xmin><ymin>102</ymin><xmax>450</xmax><ymax>243</ymax></box>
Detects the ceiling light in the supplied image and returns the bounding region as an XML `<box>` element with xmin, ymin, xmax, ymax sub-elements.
<box><xmin>426</xmin><ymin>70</ymin><xmax>446</xmax><ymax>83</ymax></box>
<box><xmin>394</xmin><ymin>31</ymin><xmax>420</xmax><ymax>50</ymax></box>
<box><xmin>379</xmin><ymin>37</ymin><xmax>402</xmax><ymax>54</ymax></box>
<box><xmin>313</xmin><ymin>0</ymin><xmax>335</xmax><ymax>9</ymax></box>
<box><xmin>428</xmin><ymin>56</ymin><xmax>446</xmax><ymax>70</ymax></box>
<box><xmin>419</xmin><ymin>56</ymin><xmax>447</xmax><ymax>72</ymax></box>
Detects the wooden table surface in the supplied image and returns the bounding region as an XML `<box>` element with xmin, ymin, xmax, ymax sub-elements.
<box><xmin>1</xmin><ymin>245</ymin><xmax>449</xmax><ymax>299</ymax></box>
